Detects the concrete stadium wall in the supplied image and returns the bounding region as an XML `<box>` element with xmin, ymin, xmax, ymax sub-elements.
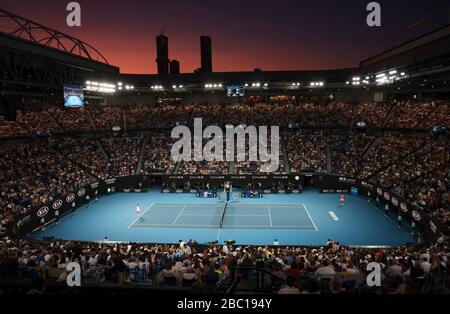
<box><xmin>181</xmin><ymin>93</ymin><xmax>239</xmax><ymax>104</ymax></box>
<box><xmin>332</xmin><ymin>90</ymin><xmax>376</xmax><ymax>102</ymax></box>
<box><xmin>104</xmin><ymin>90</ymin><xmax>377</xmax><ymax>106</ymax></box>
<box><xmin>104</xmin><ymin>95</ymin><xmax>156</xmax><ymax>106</ymax></box>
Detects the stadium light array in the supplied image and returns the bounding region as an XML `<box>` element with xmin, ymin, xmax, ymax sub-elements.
<box><xmin>151</xmin><ymin>85</ymin><xmax>163</xmax><ymax>90</ymax></box>
<box><xmin>376</xmin><ymin>77</ymin><xmax>389</xmax><ymax>85</ymax></box>
<box><xmin>205</xmin><ymin>83</ymin><xmax>222</xmax><ymax>89</ymax></box>
<box><xmin>85</xmin><ymin>81</ymin><xmax>116</xmax><ymax>93</ymax></box>
<box><xmin>86</xmin><ymin>81</ymin><xmax>138</xmax><ymax>93</ymax></box>
<box><xmin>373</xmin><ymin>70</ymin><xmax>407</xmax><ymax>85</ymax></box>
<box><xmin>310</xmin><ymin>81</ymin><xmax>324</xmax><ymax>87</ymax></box>
<box><xmin>351</xmin><ymin>77</ymin><xmax>361</xmax><ymax>86</ymax></box>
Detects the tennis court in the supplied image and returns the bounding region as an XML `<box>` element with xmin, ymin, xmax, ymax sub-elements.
<box><xmin>31</xmin><ymin>189</ymin><xmax>416</xmax><ymax>246</ymax></box>
<box><xmin>128</xmin><ymin>203</ymin><xmax>317</xmax><ymax>231</ymax></box>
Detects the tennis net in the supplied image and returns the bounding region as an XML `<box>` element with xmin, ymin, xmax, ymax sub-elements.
<box><xmin>219</xmin><ymin>202</ymin><xmax>228</xmax><ymax>228</ymax></box>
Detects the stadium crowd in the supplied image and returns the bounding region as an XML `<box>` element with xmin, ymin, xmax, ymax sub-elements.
<box><xmin>50</xmin><ymin>138</ymin><xmax>110</xmax><ymax>180</ymax></box>
<box><xmin>141</xmin><ymin>134</ymin><xmax>175</xmax><ymax>174</ymax></box>
<box><xmin>0</xmin><ymin>140</ymin><xmax>94</xmax><ymax>216</ymax></box>
<box><xmin>330</xmin><ymin>134</ymin><xmax>374</xmax><ymax>177</ymax></box>
<box><xmin>376</xmin><ymin>137</ymin><xmax>449</xmax><ymax>226</ymax></box>
<box><xmin>101</xmin><ymin>137</ymin><xmax>142</xmax><ymax>177</ymax></box>
<box><xmin>287</xmin><ymin>133</ymin><xmax>327</xmax><ymax>173</ymax></box>
<box><xmin>0</xmin><ymin>236</ymin><xmax>448</xmax><ymax>294</ymax></box>
<box><xmin>90</xmin><ymin>106</ymin><xmax>123</xmax><ymax>132</ymax></box>
<box><xmin>0</xmin><ymin>100</ymin><xmax>448</xmax><ymax>232</ymax></box>
<box><xmin>17</xmin><ymin>109</ymin><xmax>63</xmax><ymax>134</ymax></box>
<box><xmin>1</xmin><ymin>100</ymin><xmax>448</xmax><ymax>138</ymax></box>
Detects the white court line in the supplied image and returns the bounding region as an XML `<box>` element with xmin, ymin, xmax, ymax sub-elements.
<box><xmin>128</xmin><ymin>203</ymin><xmax>317</xmax><ymax>232</ymax></box>
<box><xmin>150</xmin><ymin>203</ymin><xmax>302</xmax><ymax>207</ymax></box>
<box><xmin>267</xmin><ymin>206</ymin><xmax>273</xmax><ymax>227</ymax></box>
<box><xmin>180</xmin><ymin>214</ymin><xmax>270</xmax><ymax>217</ymax></box>
<box><xmin>131</xmin><ymin>227</ymin><xmax>317</xmax><ymax>232</ymax></box>
<box><xmin>302</xmin><ymin>204</ymin><xmax>318</xmax><ymax>231</ymax></box>
<box><xmin>134</xmin><ymin>223</ymin><xmax>316</xmax><ymax>228</ymax></box>
<box><xmin>128</xmin><ymin>203</ymin><xmax>154</xmax><ymax>229</ymax></box>
<box><xmin>135</xmin><ymin>223</ymin><xmax>220</xmax><ymax>227</ymax></box>
<box><xmin>172</xmin><ymin>206</ymin><xmax>186</xmax><ymax>225</ymax></box>
<box><xmin>153</xmin><ymin>204</ymin><xmax>219</xmax><ymax>207</ymax></box>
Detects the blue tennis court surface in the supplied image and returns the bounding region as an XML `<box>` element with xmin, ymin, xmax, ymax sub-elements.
<box><xmin>30</xmin><ymin>188</ymin><xmax>416</xmax><ymax>246</ymax></box>
<box><xmin>129</xmin><ymin>203</ymin><xmax>317</xmax><ymax>231</ymax></box>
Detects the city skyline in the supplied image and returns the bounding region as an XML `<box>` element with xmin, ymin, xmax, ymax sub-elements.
<box><xmin>1</xmin><ymin>0</ymin><xmax>449</xmax><ymax>74</ymax></box>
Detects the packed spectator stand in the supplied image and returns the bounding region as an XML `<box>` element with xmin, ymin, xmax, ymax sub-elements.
<box><xmin>0</xmin><ymin>100</ymin><xmax>448</xmax><ymax>225</ymax></box>
<box><xmin>0</xmin><ymin>236</ymin><xmax>448</xmax><ymax>294</ymax></box>
<box><xmin>0</xmin><ymin>100</ymin><xmax>448</xmax><ymax>293</ymax></box>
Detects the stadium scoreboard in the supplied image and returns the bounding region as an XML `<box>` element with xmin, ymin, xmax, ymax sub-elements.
<box><xmin>63</xmin><ymin>84</ymin><xmax>84</xmax><ymax>108</ymax></box>
<box><xmin>227</xmin><ymin>85</ymin><xmax>245</xmax><ymax>97</ymax></box>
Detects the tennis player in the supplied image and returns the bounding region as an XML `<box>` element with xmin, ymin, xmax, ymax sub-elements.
<box><xmin>339</xmin><ymin>194</ymin><xmax>345</xmax><ymax>207</ymax></box>
<box><xmin>136</xmin><ymin>203</ymin><xmax>141</xmax><ymax>217</ymax></box>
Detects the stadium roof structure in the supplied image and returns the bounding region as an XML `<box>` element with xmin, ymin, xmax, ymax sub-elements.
<box><xmin>361</xmin><ymin>5</ymin><xmax>450</xmax><ymax>70</ymax></box>
<box><xmin>0</xmin><ymin>8</ymin><xmax>109</xmax><ymax>64</ymax></box>
<box><xmin>0</xmin><ymin>7</ymin><xmax>119</xmax><ymax>97</ymax></box>
<box><xmin>368</xmin><ymin>5</ymin><xmax>450</xmax><ymax>58</ymax></box>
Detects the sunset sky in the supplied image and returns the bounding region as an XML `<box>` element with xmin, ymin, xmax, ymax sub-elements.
<box><xmin>1</xmin><ymin>0</ymin><xmax>448</xmax><ymax>74</ymax></box>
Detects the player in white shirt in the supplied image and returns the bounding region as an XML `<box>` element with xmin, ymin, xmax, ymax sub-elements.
<box><xmin>136</xmin><ymin>203</ymin><xmax>141</xmax><ymax>217</ymax></box>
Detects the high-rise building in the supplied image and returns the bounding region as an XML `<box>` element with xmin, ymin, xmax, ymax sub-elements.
<box><xmin>200</xmin><ymin>36</ymin><xmax>212</xmax><ymax>73</ymax></box>
<box><xmin>156</xmin><ymin>34</ymin><xmax>169</xmax><ymax>75</ymax></box>
<box><xmin>170</xmin><ymin>60</ymin><xmax>180</xmax><ymax>75</ymax></box>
